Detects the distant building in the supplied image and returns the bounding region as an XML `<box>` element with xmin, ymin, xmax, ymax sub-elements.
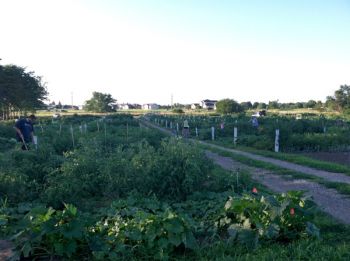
<box><xmin>120</xmin><ymin>103</ymin><xmax>133</xmax><ymax>110</ymax></box>
<box><xmin>142</xmin><ymin>103</ymin><xmax>159</xmax><ymax>110</ymax></box>
<box><xmin>191</xmin><ymin>103</ymin><xmax>201</xmax><ymax>110</ymax></box>
<box><xmin>201</xmin><ymin>99</ymin><xmax>217</xmax><ymax>110</ymax></box>
<box><xmin>117</xmin><ymin>103</ymin><xmax>142</xmax><ymax>110</ymax></box>
<box><xmin>108</xmin><ymin>103</ymin><xmax>119</xmax><ymax>110</ymax></box>
<box><xmin>62</xmin><ymin>105</ymin><xmax>79</xmax><ymax>110</ymax></box>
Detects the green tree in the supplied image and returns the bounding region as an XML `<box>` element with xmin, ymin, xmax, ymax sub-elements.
<box><xmin>268</xmin><ymin>100</ymin><xmax>280</xmax><ymax>109</ymax></box>
<box><xmin>252</xmin><ymin>102</ymin><xmax>259</xmax><ymax>109</ymax></box>
<box><xmin>0</xmin><ymin>64</ymin><xmax>47</xmax><ymax>120</ymax></box>
<box><xmin>216</xmin><ymin>99</ymin><xmax>243</xmax><ymax>114</ymax></box>
<box><xmin>326</xmin><ymin>85</ymin><xmax>350</xmax><ymax>112</ymax></box>
<box><xmin>240</xmin><ymin>101</ymin><xmax>252</xmax><ymax>110</ymax></box>
<box><xmin>305</xmin><ymin>100</ymin><xmax>317</xmax><ymax>108</ymax></box>
<box><xmin>84</xmin><ymin>92</ymin><xmax>116</xmax><ymax>112</ymax></box>
<box><xmin>257</xmin><ymin>102</ymin><xmax>267</xmax><ymax>109</ymax></box>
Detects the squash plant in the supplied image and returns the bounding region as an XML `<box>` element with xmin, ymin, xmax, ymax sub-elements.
<box><xmin>217</xmin><ymin>191</ymin><xmax>319</xmax><ymax>248</ymax></box>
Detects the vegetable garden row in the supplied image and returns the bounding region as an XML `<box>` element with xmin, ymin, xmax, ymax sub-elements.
<box><xmin>144</xmin><ymin>113</ymin><xmax>350</xmax><ymax>152</ymax></box>
<box><xmin>0</xmin><ymin>114</ymin><xmax>349</xmax><ymax>260</ymax></box>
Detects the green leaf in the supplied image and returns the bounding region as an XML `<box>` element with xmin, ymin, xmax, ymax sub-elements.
<box><xmin>54</xmin><ymin>242</ymin><xmax>65</xmax><ymax>255</ymax></box>
<box><xmin>157</xmin><ymin>237</ymin><xmax>169</xmax><ymax>249</ymax></box>
<box><xmin>65</xmin><ymin>240</ymin><xmax>77</xmax><ymax>257</ymax></box>
<box><xmin>64</xmin><ymin>203</ymin><xmax>78</xmax><ymax>216</ymax></box>
<box><xmin>164</xmin><ymin>219</ymin><xmax>184</xmax><ymax>234</ymax></box>
<box><xmin>127</xmin><ymin>229</ymin><xmax>142</xmax><ymax>241</ymax></box>
<box><xmin>184</xmin><ymin>231</ymin><xmax>197</xmax><ymax>249</ymax></box>
<box><xmin>62</xmin><ymin>220</ymin><xmax>83</xmax><ymax>239</ymax></box>
<box><xmin>0</xmin><ymin>216</ymin><xmax>8</xmax><ymax>225</ymax></box>
<box><xmin>22</xmin><ymin>242</ymin><xmax>32</xmax><ymax>258</ymax></box>
<box><xmin>168</xmin><ymin>233</ymin><xmax>182</xmax><ymax>247</ymax></box>
<box><xmin>265</xmin><ymin>223</ymin><xmax>280</xmax><ymax>239</ymax></box>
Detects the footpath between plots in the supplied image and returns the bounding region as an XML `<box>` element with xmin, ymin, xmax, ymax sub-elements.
<box><xmin>140</xmin><ymin>119</ymin><xmax>350</xmax><ymax>185</ymax></box>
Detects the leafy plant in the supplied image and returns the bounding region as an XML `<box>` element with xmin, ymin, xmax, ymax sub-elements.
<box><xmin>11</xmin><ymin>204</ymin><xmax>89</xmax><ymax>259</ymax></box>
<box><xmin>216</xmin><ymin>191</ymin><xmax>319</xmax><ymax>248</ymax></box>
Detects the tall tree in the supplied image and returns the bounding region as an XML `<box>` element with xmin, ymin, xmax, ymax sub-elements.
<box><xmin>216</xmin><ymin>99</ymin><xmax>243</xmax><ymax>114</ymax></box>
<box><xmin>326</xmin><ymin>85</ymin><xmax>350</xmax><ymax>112</ymax></box>
<box><xmin>0</xmin><ymin>64</ymin><xmax>47</xmax><ymax>120</ymax></box>
<box><xmin>84</xmin><ymin>92</ymin><xmax>116</xmax><ymax>113</ymax></box>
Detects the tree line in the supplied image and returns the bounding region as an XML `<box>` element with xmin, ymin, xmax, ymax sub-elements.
<box><xmin>0</xmin><ymin>64</ymin><xmax>47</xmax><ymax>120</ymax></box>
<box><xmin>0</xmin><ymin>61</ymin><xmax>348</xmax><ymax>116</ymax></box>
<box><xmin>215</xmin><ymin>85</ymin><xmax>350</xmax><ymax>114</ymax></box>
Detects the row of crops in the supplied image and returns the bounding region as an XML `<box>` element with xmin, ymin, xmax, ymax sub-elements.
<box><xmin>0</xmin><ymin>114</ymin><xmax>343</xmax><ymax>260</ymax></box>
<box><xmin>144</xmin><ymin>114</ymin><xmax>350</xmax><ymax>152</ymax></box>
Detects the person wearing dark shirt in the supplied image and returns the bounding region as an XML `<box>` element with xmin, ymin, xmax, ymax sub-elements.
<box><xmin>14</xmin><ymin>115</ymin><xmax>36</xmax><ymax>150</ymax></box>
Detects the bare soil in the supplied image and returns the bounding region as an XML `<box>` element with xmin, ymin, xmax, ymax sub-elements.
<box><xmin>302</xmin><ymin>151</ymin><xmax>350</xmax><ymax>167</ymax></box>
<box><xmin>205</xmin><ymin>151</ymin><xmax>350</xmax><ymax>225</ymax></box>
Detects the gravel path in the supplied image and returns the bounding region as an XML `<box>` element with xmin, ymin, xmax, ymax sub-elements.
<box><xmin>205</xmin><ymin>151</ymin><xmax>350</xmax><ymax>224</ymax></box>
<box><xmin>199</xmin><ymin>142</ymin><xmax>350</xmax><ymax>184</ymax></box>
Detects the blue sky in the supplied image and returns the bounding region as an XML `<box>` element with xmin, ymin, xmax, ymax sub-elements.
<box><xmin>1</xmin><ymin>0</ymin><xmax>349</xmax><ymax>105</ymax></box>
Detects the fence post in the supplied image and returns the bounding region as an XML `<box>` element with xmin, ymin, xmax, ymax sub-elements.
<box><xmin>195</xmin><ymin>127</ymin><xmax>198</xmax><ymax>137</ymax></box>
<box><xmin>234</xmin><ymin>127</ymin><xmax>238</xmax><ymax>146</ymax></box>
<box><xmin>33</xmin><ymin>135</ymin><xmax>38</xmax><ymax>150</ymax></box>
<box><xmin>211</xmin><ymin>127</ymin><xmax>215</xmax><ymax>141</ymax></box>
<box><xmin>70</xmin><ymin>125</ymin><xmax>75</xmax><ymax>148</ymax></box>
<box><xmin>275</xmin><ymin>129</ymin><xmax>280</xmax><ymax>152</ymax></box>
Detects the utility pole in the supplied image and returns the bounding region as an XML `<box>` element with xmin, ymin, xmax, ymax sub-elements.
<box><xmin>171</xmin><ymin>94</ymin><xmax>173</xmax><ymax>109</ymax></box>
<box><xmin>71</xmin><ymin>92</ymin><xmax>73</xmax><ymax>109</ymax></box>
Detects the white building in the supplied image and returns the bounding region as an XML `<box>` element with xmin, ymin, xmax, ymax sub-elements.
<box><xmin>120</xmin><ymin>103</ymin><xmax>132</xmax><ymax>110</ymax></box>
<box><xmin>191</xmin><ymin>103</ymin><xmax>201</xmax><ymax>110</ymax></box>
<box><xmin>142</xmin><ymin>103</ymin><xmax>159</xmax><ymax>110</ymax></box>
<box><xmin>201</xmin><ymin>99</ymin><xmax>217</xmax><ymax>110</ymax></box>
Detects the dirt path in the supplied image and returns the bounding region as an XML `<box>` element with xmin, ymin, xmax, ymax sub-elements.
<box><xmin>199</xmin><ymin>142</ymin><xmax>350</xmax><ymax>184</ymax></box>
<box><xmin>206</xmin><ymin>151</ymin><xmax>350</xmax><ymax>224</ymax></box>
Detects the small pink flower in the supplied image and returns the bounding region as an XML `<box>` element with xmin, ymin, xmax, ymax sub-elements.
<box><xmin>252</xmin><ymin>187</ymin><xmax>258</xmax><ymax>194</ymax></box>
<box><xmin>290</xmin><ymin>208</ymin><xmax>295</xmax><ymax>215</ymax></box>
